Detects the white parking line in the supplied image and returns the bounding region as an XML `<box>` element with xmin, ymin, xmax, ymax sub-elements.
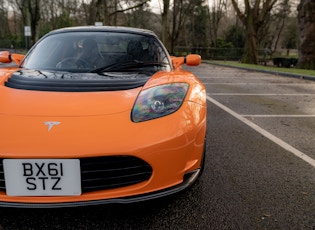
<box><xmin>242</xmin><ymin>115</ymin><xmax>315</xmax><ymax>118</ymax></box>
<box><xmin>206</xmin><ymin>95</ymin><xmax>315</xmax><ymax>168</ymax></box>
<box><xmin>204</xmin><ymin>83</ymin><xmax>313</xmax><ymax>85</ymax></box>
<box><xmin>209</xmin><ymin>93</ymin><xmax>315</xmax><ymax>96</ymax></box>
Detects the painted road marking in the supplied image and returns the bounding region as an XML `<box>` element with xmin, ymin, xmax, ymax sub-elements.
<box><xmin>206</xmin><ymin>95</ymin><xmax>315</xmax><ymax>168</ymax></box>
<box><xmin>208</xmin><ymin>93</ymin><xmax>315</xmax><ymax>96</ymax></box>
<box><xmin>204</xmin><ymin>83</ymin><xmax>314</xmax><ymax>85</ymax></box>
<box><xmin>242</xmin><ymin>115</ymin><xmax>315</xmax><ymax>118</ymax></box>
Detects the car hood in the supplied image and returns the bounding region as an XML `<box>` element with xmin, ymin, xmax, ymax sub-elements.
<box><xmin>0</xmin><ymin>69</ymin><xmax>150</xmax><ymax>117</ymax></box>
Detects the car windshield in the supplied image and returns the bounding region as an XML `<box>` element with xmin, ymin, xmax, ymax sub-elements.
<box><xmin>22</xmin><ymin>31</ymin><xmax>172</xmax><ymax>73</ymax></box>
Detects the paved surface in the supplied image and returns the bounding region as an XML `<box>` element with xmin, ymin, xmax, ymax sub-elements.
<box><xmin>206</xmin><ymin>61</ymin><xmax>315</xmax><ymax>81</ymax></box>
<box><xmin>1</xmin><ymin>63</ymin><xmax>315</xmax><ymax>229</ymax></box>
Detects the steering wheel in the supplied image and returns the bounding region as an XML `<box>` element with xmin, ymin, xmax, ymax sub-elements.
<box><xmin>56</xmin><ymin>57</ymin><xmax>90</xmax><ymax>69</ymax></box>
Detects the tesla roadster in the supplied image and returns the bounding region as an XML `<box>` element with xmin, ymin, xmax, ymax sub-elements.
<box><xmin>0</xmin><ymin>26</ymin><xmax>207</xmax><ymax>208</ymax></box>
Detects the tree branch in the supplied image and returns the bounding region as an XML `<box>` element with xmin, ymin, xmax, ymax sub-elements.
<box><xmin>109</xmin><ymin>0</ymin><xmax>150</xmax><ymax>16</ymax></box>
<box><xmin>231</xmin><ymin>0</ymin><xmax>246</xmax><ymax>25</ymax></box>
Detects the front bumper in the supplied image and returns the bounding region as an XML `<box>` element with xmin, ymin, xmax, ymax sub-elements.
<box><xmin>0</xmin><ymin>169</ymin><xmax>200</xmax><ymax>208</ymax></box>
<box><xmin>0</xmin><ymin>100</ymin><xmax>206</xmax><ymax>207</ymax></box>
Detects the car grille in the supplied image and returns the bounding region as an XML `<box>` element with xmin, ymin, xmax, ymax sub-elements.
<box><xmin>0</xmin><ymin>156</ymin><xmax>152</xmax><ymax>193</ymax></box>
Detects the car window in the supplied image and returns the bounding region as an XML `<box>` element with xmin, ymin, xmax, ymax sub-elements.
<box><xmin>22</xmin><ymin>31</ymin><xmax>171</xmax><ymax>73</ymax></box>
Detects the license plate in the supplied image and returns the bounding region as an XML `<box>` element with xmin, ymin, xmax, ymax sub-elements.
<box><xmin>3</xmin><ymin>159</ymin><xmax>81</xmax><ymax>196</ymax></box>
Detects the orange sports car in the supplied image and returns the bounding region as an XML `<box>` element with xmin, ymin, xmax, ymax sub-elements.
<box><xmin>0</xmin><ymin>26</ymin><xmax>207</xmax><ymax>208</ymax></box>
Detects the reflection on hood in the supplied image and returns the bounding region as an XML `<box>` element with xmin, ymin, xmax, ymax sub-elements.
<box><xmin>13</xmin><ymin>69</ymin><xmax>151</xmax><ymax>80</ymax></box>
<box><xmin>5</xmin><ymin>69</ymin><xmax>151</xmax><ymax>92</ymax></box>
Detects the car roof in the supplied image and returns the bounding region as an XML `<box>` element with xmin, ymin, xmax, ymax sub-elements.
<box><xmin>48</xmin><ymin>26</ymin><xmax>158</xmax><ymax>38</ymax></box>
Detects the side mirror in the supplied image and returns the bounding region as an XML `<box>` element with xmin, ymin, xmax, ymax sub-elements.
<box><xmin>171</xmin><ymin>54</ymin><xmax>201</xmax><ymax>69</ymax></box>
<box><xmin>0</xmin><ymin>51</ymin><xmax>24</xmax><ymax>65</ymax></box>
<box><xmin>185</xmin><ymin>54</ymin><xmax>201</xmax><ymax>66</ymax></box>
<box><xmin>0</xmin><ymin>51</ymin><xmax>11</xmax><ymax>63</ymax></box>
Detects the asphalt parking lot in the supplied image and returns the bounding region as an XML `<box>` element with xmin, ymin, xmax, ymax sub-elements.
<box><xmin>0</xmin><ymin>63</ymin><xmax>315</xmax><ymax>229</ymax></box>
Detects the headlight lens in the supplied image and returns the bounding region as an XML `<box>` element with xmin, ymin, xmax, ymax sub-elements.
<box><xmin>131</xmin><ymin>83</ymin><xmax>189</xmax><ymax>122</ymax></box>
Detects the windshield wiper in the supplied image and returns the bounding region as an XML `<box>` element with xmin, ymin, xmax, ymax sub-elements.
<box><xmin>90</xmin><ymin>61</ymin><xmax>168</xmax><ymax>73</ymax></box>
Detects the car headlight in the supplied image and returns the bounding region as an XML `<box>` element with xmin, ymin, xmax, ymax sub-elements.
<box><xmin>131</xmin><ymin>83</ymin><xmax>189</xmax><ymax>122</ymax></box>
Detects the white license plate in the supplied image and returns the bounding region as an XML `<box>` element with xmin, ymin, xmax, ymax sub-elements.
<box><xmin>3</xmin><ymin>159</ymin><xmax>81</xmax><ymax>196</ymax></box>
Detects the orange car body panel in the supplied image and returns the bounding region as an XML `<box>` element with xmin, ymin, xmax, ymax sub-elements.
<box><xmin>0</xmin><ymin>68</ymin><xmax>206</xmax><ymax>204</ymax></box>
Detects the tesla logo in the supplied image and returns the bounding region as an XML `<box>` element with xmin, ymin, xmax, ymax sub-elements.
<box><xmin>44</xmin><ymin>121</ymin><xmax>61</xmax><ymax>132</ymax></box>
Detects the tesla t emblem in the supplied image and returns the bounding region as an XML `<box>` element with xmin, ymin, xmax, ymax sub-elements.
<box><xmin>44</xmin><ymin>121</ymin><xmax>61</xmax><ymax>132</ymax></box>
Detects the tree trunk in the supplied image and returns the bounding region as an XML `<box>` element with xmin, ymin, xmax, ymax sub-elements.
<box><xmin>29</xmin><ymin>0</ymin><xmax>40</xmax><ymax>45</ymax></box>
<box><xmin>297</xmin><ymin>0</ymin><xmax>315</xmax><ymax>69</ymax></box>
<box><xmin>231</xmin><ymin>0</ymin><xmax>279</xmax><ymax>64</ymax></box>
<box><xmin>161</xmin><ymin>0</ymin><xmax>170</xmax><ymax>51</ymax></box>
<box><xmin>243</xmin><ymin>13</ymin><xmax>258</xmax><ymax>64</ymax></box>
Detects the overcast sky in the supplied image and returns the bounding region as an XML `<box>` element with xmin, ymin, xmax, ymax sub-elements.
<box><xmin>148</xmin><ymin>0</ymin><xmax>162</xmax><ymax>13</ymax></box>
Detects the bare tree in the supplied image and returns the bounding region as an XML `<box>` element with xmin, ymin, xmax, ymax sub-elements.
<box><xmin>297</xmin><ymin>0</ymin><xmax>315</xmax><ymax>69</ymax></box>
<box><xmin>9</xmin><ymin>0</ymin><xmax>41</xmax><ymax>46</ymax></box>
<box><xmin>169</xmin><ymin>0</ymin><xmax>195</xmax><ymax>54</ymax></box>
<box><xmin>269</xmin><ymin>0</ymin><xmax>291</xmax><ymax>53</ymax></box>
<box><xmin>119</xmin><ymin>0</ymin><xmax>152</xmax><ymax>27</ymax></box>
<box><xmin>231</xmin><ymin>0</ymin><xmax>279</xmax><ymax>64</ymax></box>
<box><xmin>257</xmin><ymin>0</ymin><xmax>291</xmax><ymax>55</ymax></box>
<box><xmin>161</xmin><ymin>0</ymin><xmax>197</xmax><ymax>53</ymax></box>
<box><xmin>0</xmin><ymin>1</ymin><xmax>11</xmax><ymax>39</ymax></box>
<box><xmin>161</xmin><ymin>0</ymin><xmax>170</xmax><ymax>50</ymax></box>
<box><xmin>208</xmin><ymin>0</ymin><xmax>227</xmax><ymax>47</ymax></box>
<box><xmin>40</xmin><ymin>0</ymin><xmax>81</xmax><ymax>30</ymax></box>
<box><xmin>81</xmin><ymin>0</ymin><xmax>150</xmax><ymax>26</ymax></box>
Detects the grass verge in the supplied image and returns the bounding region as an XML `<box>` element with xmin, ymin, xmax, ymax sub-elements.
<box><xmin>205</xmin><ymin>60</ymin><xmax>315</xmax><ymax>78</ymax></box>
